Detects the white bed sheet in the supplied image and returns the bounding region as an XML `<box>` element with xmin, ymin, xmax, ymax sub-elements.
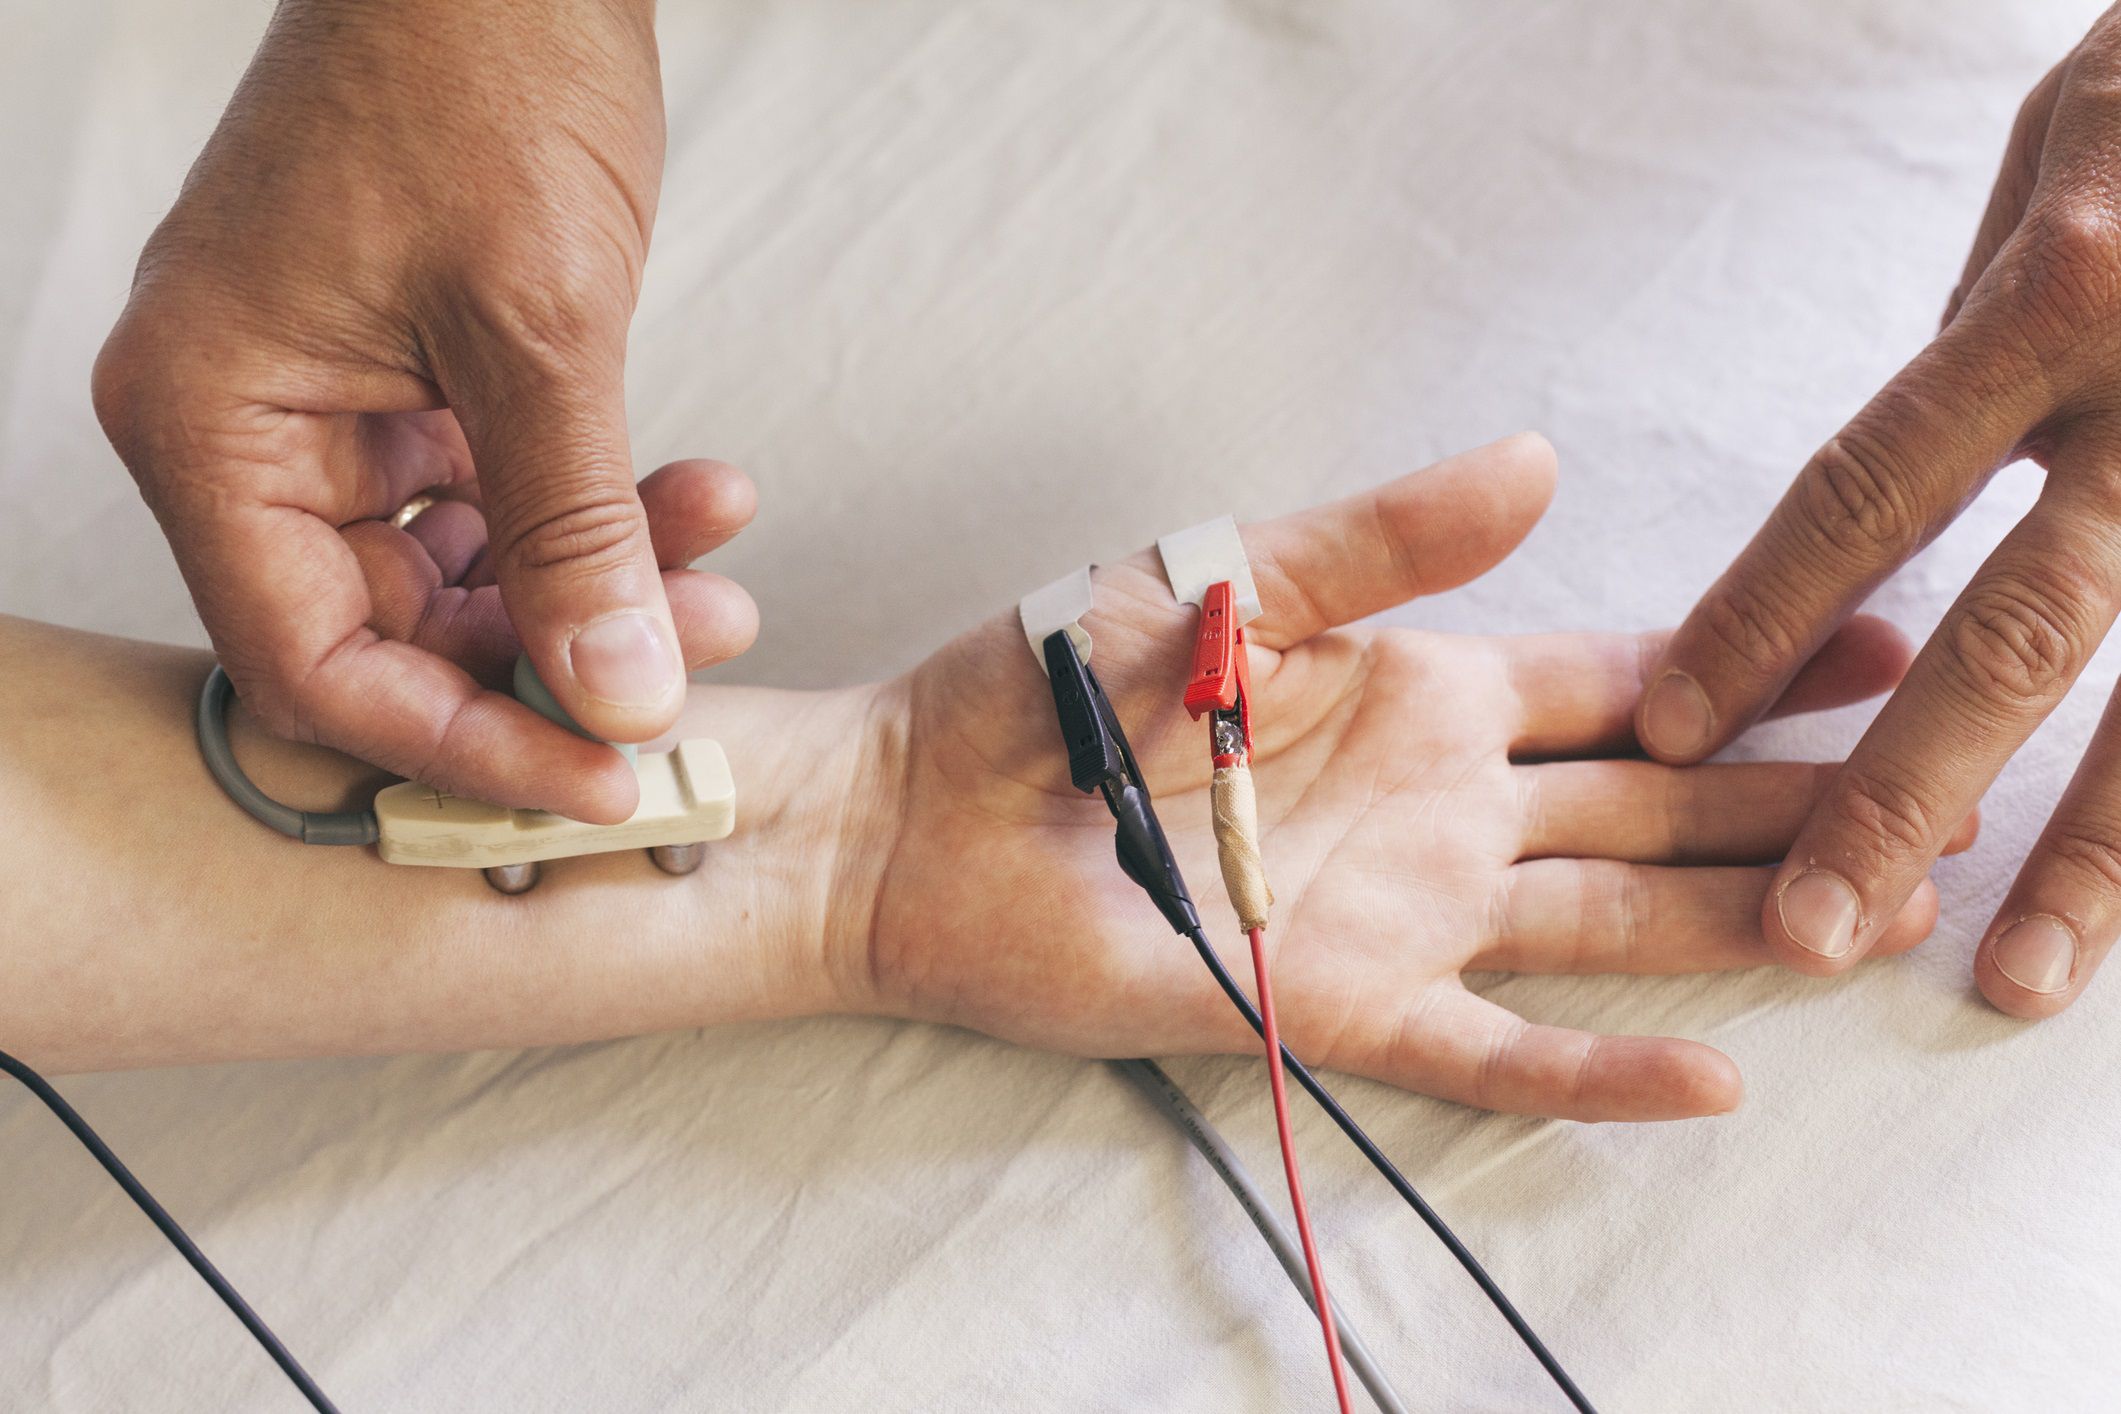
<box><xmin>4</xmin><ymin>1</ymin><xmax>2117</xmax><ymax>1408</ymax></box>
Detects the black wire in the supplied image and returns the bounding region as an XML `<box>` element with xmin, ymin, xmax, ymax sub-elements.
<box><xmin>1181</xmin><ymin>928</ymin><xmax>1598</xmax><ymax>1414</ymax></box>
<box><xmin>0</xmin><ymin>1049</ymin><xmax>341</xmax><ymax>1414</ymax></box>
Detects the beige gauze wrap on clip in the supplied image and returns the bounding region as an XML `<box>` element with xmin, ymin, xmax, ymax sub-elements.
<box><xmin>1210</xmin><ymin>764</ymin><xmax>1274</xmax><ymax>930</ymax></box>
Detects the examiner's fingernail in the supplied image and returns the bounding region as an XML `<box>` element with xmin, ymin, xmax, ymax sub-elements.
<box><xmin>568</xmin><ymin>611</ymin><xmax>680</xmax><ymax>708</ymax></box>
<box><xmin>1641</xmin><ymin>671</ymin><xmax>1713</xmax><ymax>758</ymax></box>
<box><xmin>1993</xmin><ymin>915</ymin><xmax>2077</xmax><ymax>994</ymax></box>
<box><xmin>1778</xmin><ymin>870</ymin><xmax>1859</xmax><ymax>959</ymax></box>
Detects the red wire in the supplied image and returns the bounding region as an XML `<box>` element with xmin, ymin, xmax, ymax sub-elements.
<box><xmin>1249</xmin><ymin>924</ymin><xmax>1354</xmax><ymax>1414</ymax></box>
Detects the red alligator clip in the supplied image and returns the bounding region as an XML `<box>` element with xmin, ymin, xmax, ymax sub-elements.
<box><xmin>1183</xmin><ymin>579</ymin><xmax>1252</xmax><ymax>766</ymax></box>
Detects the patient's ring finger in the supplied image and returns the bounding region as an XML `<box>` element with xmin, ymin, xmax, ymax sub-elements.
<box><xmin>1517</xmin><ymin>760</ymin><xmax>1840</xmax><ymax>865</ymax></box>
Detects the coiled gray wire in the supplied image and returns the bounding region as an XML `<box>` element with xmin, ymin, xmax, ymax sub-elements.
<box><xmin>1112</xmin><ymin>1059</ymin><xmax>1407</xmax><ymax>1414</ymax></box>
<box><xmin>195</xmin><ymin>665</ymin><xmax>379</xmax><ymax>846</ymax></box>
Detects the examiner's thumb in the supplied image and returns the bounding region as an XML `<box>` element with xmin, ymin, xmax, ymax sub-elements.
<box><xmin>469</xmin><ymin>387</ymin><xmax>685</xmax><ymax>743</ymax></box>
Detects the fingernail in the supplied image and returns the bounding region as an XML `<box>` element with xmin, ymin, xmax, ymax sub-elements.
<box><xmin>1641</xmin><ymin>671</ymin><xmax>1713</xmax><ymax>758</ymax></box>
<box><xmin>1777</xmin><ymin>870</ymin><xmax>1860</xmax><ymax>959</ymax></box>
<box><xmin>568</xmin><ymin>611</ymin><xmax>680</xmax><ymax>709</ymax></box>
<box><xmin>1993</xmin><ymin>915</ymin><xmax>2077</xmax><ymax>995</ymax></box>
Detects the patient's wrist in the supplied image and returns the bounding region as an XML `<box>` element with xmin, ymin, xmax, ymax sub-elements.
<box><xmin>300</xmin><ymin>673</ymin><xmax>907</xmax><ymax>1021</ymax></box>
<box><xmin>667</xmin><ymin>679</ymin><xmax>911</xmax><ymax>1026</ymax></box>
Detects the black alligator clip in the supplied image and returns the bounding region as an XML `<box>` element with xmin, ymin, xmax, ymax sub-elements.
<box><xmin>1042</xmin><ymin>630</ymin><xmax>1201</xmax><ymax>937</ymax></box>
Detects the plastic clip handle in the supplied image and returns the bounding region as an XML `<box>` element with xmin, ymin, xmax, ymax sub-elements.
<box><xmin>1045</xmin><ymin>629</ymin><xmax>1136</xmax><ymax>796</ymax></box>
<box><xmin>1041</xmin><ymin>629</ymin><xmax>1201</xmax><ymax>937</ymax></box>
<box><xmin>1183</xmin><ymin>580</ymin><xmax>1252</xmax><ymax>764</ymax></box>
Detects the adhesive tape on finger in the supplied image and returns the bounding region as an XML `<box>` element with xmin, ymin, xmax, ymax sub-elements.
<box><xmin>1157</xmin><ymin>514</ymin><xmax>1261</xmax><ymax>622</ymax></box>
<box><xmin>1020</xmin><ymin>564</ymin><xmax>1096</xmax><ymax>674</ymax></box>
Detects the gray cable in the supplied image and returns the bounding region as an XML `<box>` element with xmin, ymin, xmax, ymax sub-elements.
<box><xmin>1112</xmin><ymin>1059</ymin><xmax>1408</xmax><ymax>1414</ymax></box>
<box><xmin>195</xmin><ymin>665</ymin><xmax>379</xmax><ymax>846</ymax></box>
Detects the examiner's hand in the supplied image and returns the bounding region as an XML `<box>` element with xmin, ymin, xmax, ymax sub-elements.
<box><xmin>853</xmin><ymin>436</ymin><xmax>1970</xmax><ymax>1121</ymax></box>
<box><xmin>90</xmin><ymin>0</ymin><xmax>754</xmax><ymax>824</ymax></box>
<box><xmin>1636</xmin><ymin>10</ymin><xmax>2121</xmax><ymax>1017</ymax></box>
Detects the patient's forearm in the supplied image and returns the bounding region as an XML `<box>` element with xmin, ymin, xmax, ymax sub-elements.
<box><xmin>0</xmin><ymin>617</ymin><xmax>900</xmax><ymax>1073</ymax></box>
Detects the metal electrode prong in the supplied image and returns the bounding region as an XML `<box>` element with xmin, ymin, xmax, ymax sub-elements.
<box><xmin>650</xmin><ymin>842</ymin><xmax>706</xmax><ymax>876</ymax></box>
<box><xmin>482</xmin><ymin>862</ymin><xmax>540</xmax><ymax>895</ymax></box>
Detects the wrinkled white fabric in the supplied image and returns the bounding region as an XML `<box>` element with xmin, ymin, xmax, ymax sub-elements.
<box><xmin>3</xmin><ymin>1</ymin><xmax>2117</xmax><ymax>1409</ymax></box>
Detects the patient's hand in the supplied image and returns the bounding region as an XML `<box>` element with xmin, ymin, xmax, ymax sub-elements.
<box><xmin>848</xmin><ymin>435</ymin><xmax>1970</xmax><ymax>1121</ymax></box>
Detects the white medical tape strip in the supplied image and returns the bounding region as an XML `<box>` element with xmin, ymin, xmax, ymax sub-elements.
<box><xmin>1157</xmin><ymin>514</ymin><xmax>1262</xmax><ymax>623</ymax></box>
<box><xmin>1020</xmin><ymin>564</ymin><xmax>1096</xmax><ymax>673</ymax></box>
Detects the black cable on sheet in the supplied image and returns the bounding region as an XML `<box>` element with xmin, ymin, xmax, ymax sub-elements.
<box><xmin>0</xmin><ymin>1048</ymin><xmax>341</xmax><ymax>1414</ymax></box>
<box><xmin>1179</xmin><ymin>929</ymin><xmax>1598</xmax><ymax>1414</ymax></box>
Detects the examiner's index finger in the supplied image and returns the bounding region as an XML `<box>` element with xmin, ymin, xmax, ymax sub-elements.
<box><xmin>1637</xmin><ymin>332</ymin><xmax>2046</xmax><ymax>766</ymax></box>
<box><xmin>183</xmin><ymin>506</ymin><xmax>643</xmax><ymax>826</ymax></box>
<box><xmin>257</xmin><ymin>634</ymin><xmax>647</xmax><ymax>826</ymax></box>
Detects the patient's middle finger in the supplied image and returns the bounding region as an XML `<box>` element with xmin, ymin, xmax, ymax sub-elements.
<box><xmin>1517</xmin><ymin>759</ymin><xmax>1835</xmax><ymax>864</ymax></box>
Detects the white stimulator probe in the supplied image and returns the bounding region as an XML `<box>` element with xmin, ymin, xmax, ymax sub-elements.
<box><xmin>195</xmin><ymin>655</ymin><xmax>736</xmax><ymax>893</ymax></box>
